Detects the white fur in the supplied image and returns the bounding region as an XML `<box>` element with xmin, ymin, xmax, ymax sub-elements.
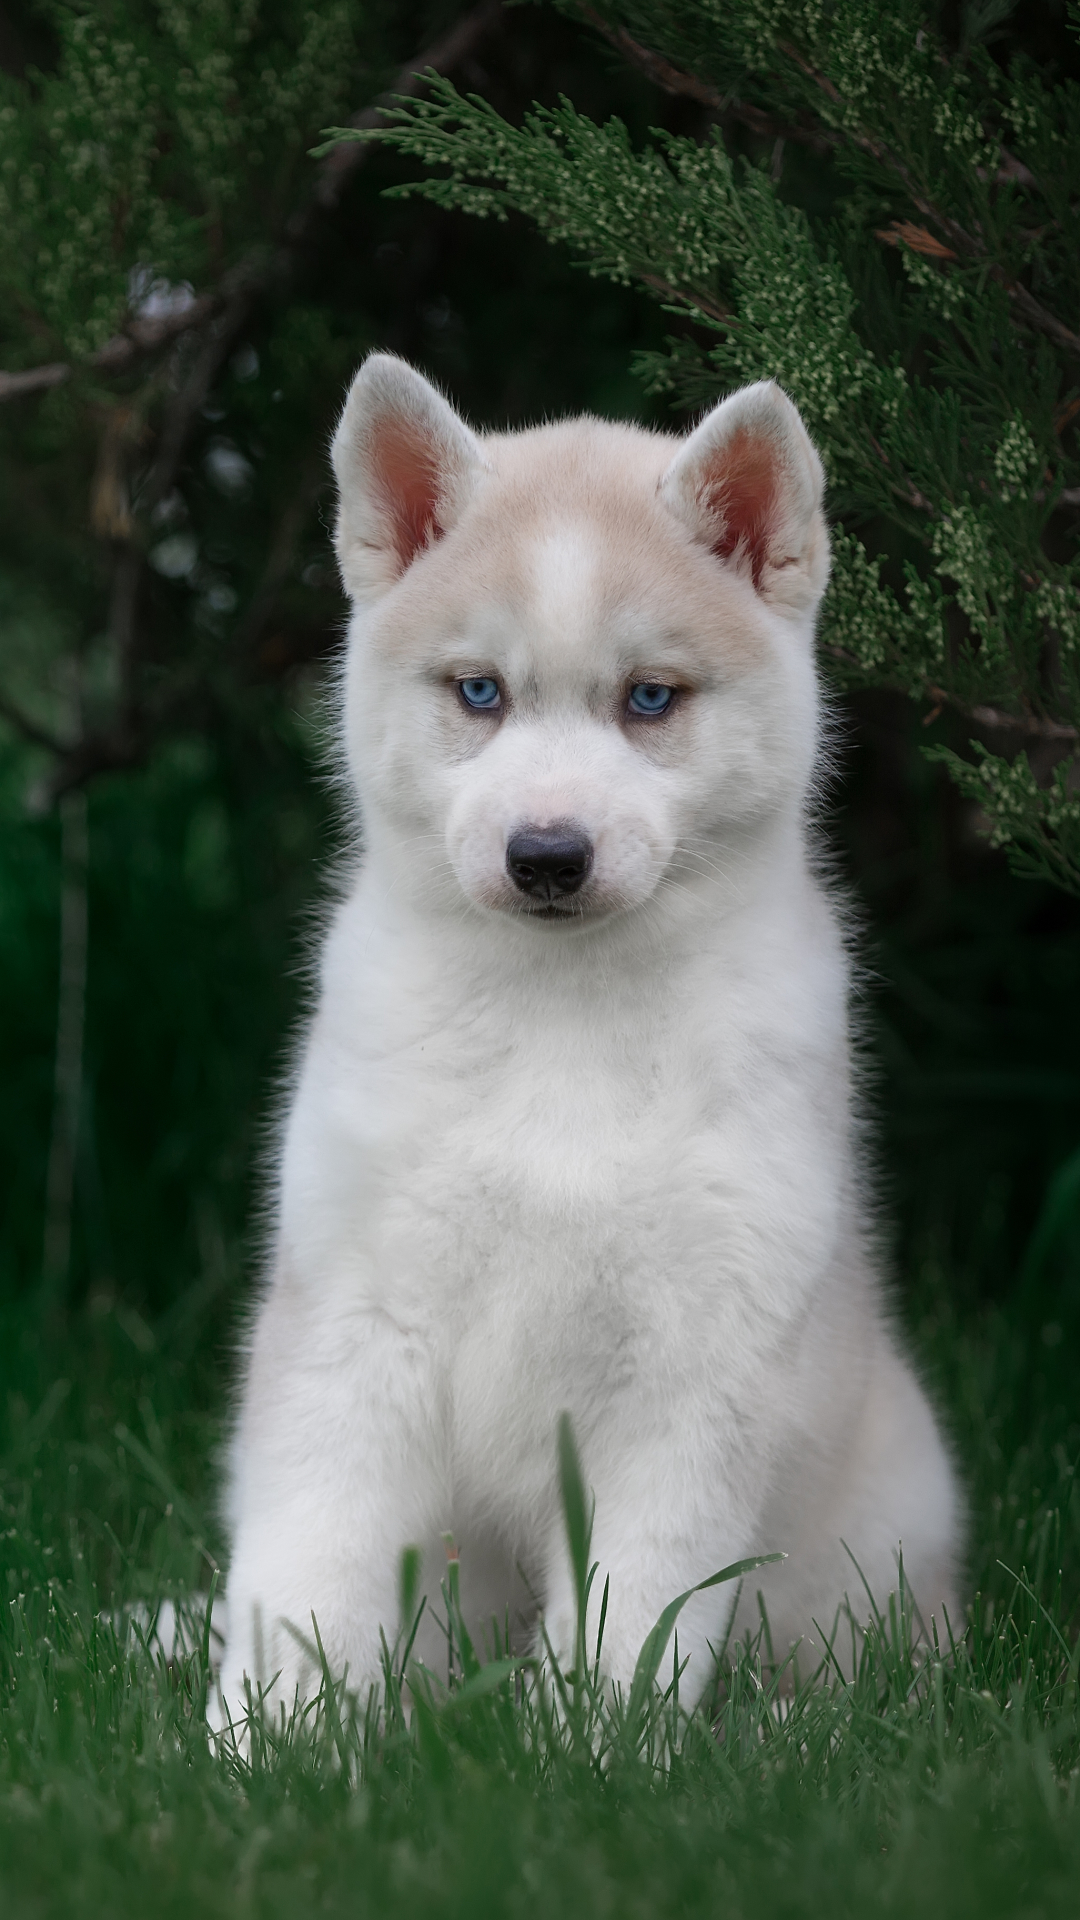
<box><xmin>217</xmin><ymin>356</ymin><xmax>962</xmax><ymax>1722</ymax></box>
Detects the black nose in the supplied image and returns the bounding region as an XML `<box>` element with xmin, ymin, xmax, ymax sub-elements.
<box><xmin>506</xmin><ymin>826</ymin><xmax>594</xmax><ymax>902</ymax></box>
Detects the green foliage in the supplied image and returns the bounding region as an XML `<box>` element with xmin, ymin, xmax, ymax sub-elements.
<box><xmin>0</xmin><ymin>720</ymin><xmax>326</xmax><ymax>1312</ymax></box>
<box><xmin>0</xmin><ymin>0</ymin><xmax>362</xmax><ymax>358</ymax></box>
<box><xmin>328</xmin><ymin>0</ymin><xmax>1080</xmax><ymax>893</ymax></box>
<box><xmin>0</xmin><ymin>0</ymin><xmax>395</xmax><ymax>868</ymax></box>
<box><xmin>927</xmin><ymin>739</ymin><xmax>1080</xmax><ymax>893</ymax></box>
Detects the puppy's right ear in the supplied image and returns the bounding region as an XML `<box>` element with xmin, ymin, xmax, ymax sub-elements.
<box><xmin>331</xmin><ymin>354</ymin><xmax>489</xmax><ymax>603</ymax></box>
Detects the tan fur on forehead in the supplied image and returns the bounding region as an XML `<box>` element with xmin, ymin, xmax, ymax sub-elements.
<box><xmin>333</xmin><ymin>357</ymin><xmax>828</xmax><ymax>622</ymax></box>
<box><xmin>369</xmin><ymin>414</ymin><xmax>778</xmax><ymax>672</ymax></box>
<box><xmin>481</xmin><ymin>414</ymin><xmax>677</xmax><ymax>495</ymax></box>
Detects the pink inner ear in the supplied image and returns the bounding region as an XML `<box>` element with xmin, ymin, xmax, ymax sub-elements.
<box><xmin>371</xmin><ymin>416</ymin><xmax>446</xmax><ymax>574</ymax></box>
<box><xmin>702</xmin><ymin>428</ymin><xmax>778</xmax><ymax>588</ymax></box>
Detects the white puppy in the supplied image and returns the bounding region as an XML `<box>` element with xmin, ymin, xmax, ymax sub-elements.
<box><xmin>218</xmin><ymin>355</ymin><xmax>962</xmax><ymax>1721</ymax></box>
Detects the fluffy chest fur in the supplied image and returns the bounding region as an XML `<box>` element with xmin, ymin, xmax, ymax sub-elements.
<box><xmin>277</xmin><ymin>863</ymin><xmax>852</xmax><ymax>1500</ymax></box>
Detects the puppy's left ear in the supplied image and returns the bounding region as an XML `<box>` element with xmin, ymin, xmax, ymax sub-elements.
<box><xmin>659</xmin><ymin>381</ymin><xmax>828</xmax><ymax>617</ymax></box>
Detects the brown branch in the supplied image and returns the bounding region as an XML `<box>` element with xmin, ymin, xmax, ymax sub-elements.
<box><xmin>577</xmin><ymin>7</ymin><xmax>835</xmax><ymax>153</ymax></box>
<box><xmin>141</xmin><ymin>280</ymin><xmax>260</xmax><ymax>513</ymax></box>
<box><xmin>931</xmin><ymin>690</ymin><xmax>1078</xmax><ymax>744</ymax></box>
<box><xmin>640</xmin><ymin>273</ymin><xmax>730</xmax><ymax>325</ymax></box>
<box><xmin>1001</xmin><ymin>280</ymin><xmax>1080</xmax><ymax>359</ymax></box>
<box><xmin>0</xmin><ymin>361</ymin><xmax>70</xmax><ymax>401</ymax></box>
<box><xmin>308</xmin><ymin>0</ymin><xmax>506</xmax><ymax>219</ymax></box>
<box><xmin>973</xmin><ymin>710</ymin><xmax>1077</xmax><ymax>742</ymax></box>
<box><xmin>578</xmin><ymin>7</ymin><xmax>722</xmax><ymax>109</ymax></box>
<box><xmin>0</xmin><ymin>2</ymin><xmax>506</xmax><ymax>405</ymax></box>
<box><xmin>91</xmin><ymin>292</ymin><xmax>221</xmax><ymax>377</ymax></box>
<box><xmin>828</xmin><ymin>651</ymin><xmax>1080</xmax><ymax>744</ymax></box>
<box><xmin>0</xmin><ymin>300</ymin><xmax>224</xmax><ymax>405</ymax></box>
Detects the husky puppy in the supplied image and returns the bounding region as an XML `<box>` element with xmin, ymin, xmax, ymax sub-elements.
<box><xmin>218</xmin><ymin>355</ymin><xmax>962</xmax><ymax>1720</ymax></box>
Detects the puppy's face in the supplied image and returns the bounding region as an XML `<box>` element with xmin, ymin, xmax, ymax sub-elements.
<box><xmin>332</xmin><ymin>360</ymin><xmax>829</xmax><ymax>926</ymax></box>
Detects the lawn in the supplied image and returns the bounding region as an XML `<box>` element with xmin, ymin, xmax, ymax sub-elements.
<box><xmin>2</xmin><ymin>1209</ymin><xmax>1080</xmax><ymax>1919</ymax></box>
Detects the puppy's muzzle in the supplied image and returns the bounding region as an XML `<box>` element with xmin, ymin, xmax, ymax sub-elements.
<box><xmin>506</xmin><ymin>825</ymin><xmax>593</xmax><ymax>903</ymax></box>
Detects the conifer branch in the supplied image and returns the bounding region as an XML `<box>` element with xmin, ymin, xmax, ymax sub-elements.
<box><xmin>577</xmin><ymin>7</ymin><xmax>835</xmax><ymax>152</ymax></box>
<box><xmin>774</xmin><ymin>38</ymin><xmax>1080</xmax><ymax>358</ymax></box>
<box><xmin>641</xmin><ymin>275</ymin><xmax>729</xmax><ymax>323</ymax></box>
<box><xmin>575</xmin><ymin>11</ymin><xmax>1080</xmax><ymax>360</ymax></box>
<box><xmin>0</xmin><ymin>2</ymin><xmax>505</xmax><ymax>407</ymax></box>
<box><xmin>310</xmin><ymin>0</ymin><xmax>505</xmax><ymax>215</ymax></box>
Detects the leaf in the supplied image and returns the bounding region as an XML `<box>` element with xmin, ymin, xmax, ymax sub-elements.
<box><xmin>626</xmin><ymin>1553</ymin><xmax>786</xmax><ymax>1728</ymax></box>
<box><xmin>113</xmin><ymin>1424</ymin><xmax>205</xmax><ymax>1544</ymax></box>
<box><xmin>442</xmin><ymin>1549</ymin><xmax>481</xmax><ymax>1680</ymax></box>
<box><xmin>441</xmin><ymin>1657</ymin><xmax>531</xmax><ymax>1709</ymax></box>
<box><xmin>1019</xmin><ymin>1144</ymin><xmax>1080</xmax><ymax>1292</ymax></box>
<box><xmin>410</xmin><ymin>1683</ymin><xmax>453</xmax><ymax>1784</ymax></box>
<box><xmin>877</xmin><ymin>221</ymin><xmax>958</xmax><ymax>261</ymax></box>
<box><xmin>398</xmin><ymin>1545</ymin><xmax>422</xmax><ymax>1637</ymax></box>
<box><xmin>557</xmin><ymin>1411</ymin><xmax>593</xmax><ymax>1665</ymax></box>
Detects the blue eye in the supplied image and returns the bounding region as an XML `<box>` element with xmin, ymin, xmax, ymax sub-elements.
<box><xmin>628</xmin><ymin>683</ymin><xmax>675</xmax><ymax>717</ymax></box>
<box><xmin>458</xmin><ymin>677</ymin><xmax>501</xmax><ymax>711</ymax></box>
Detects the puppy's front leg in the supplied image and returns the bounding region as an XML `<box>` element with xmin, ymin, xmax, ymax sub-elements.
<box><xmin>218</xmin><ymin>1289</ymin><xmax>444</xmax><ymax>1729</ymax></box>
<box><xmin>542</xmin><ymin>1413</ymin><xmax>767</xmax><ymax>1710</ymax></box>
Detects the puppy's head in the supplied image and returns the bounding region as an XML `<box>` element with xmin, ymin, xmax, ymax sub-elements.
<box><xmin>331</xmin><ymin>354</ymin><xmax>829</xmax><ymax>926</ymax></box>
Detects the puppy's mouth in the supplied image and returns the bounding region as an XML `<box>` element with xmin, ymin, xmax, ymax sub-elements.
<box><xmin>519</xmin><ymin>899</ymin><xmax>589</xmax><ymax>922</ymax></box>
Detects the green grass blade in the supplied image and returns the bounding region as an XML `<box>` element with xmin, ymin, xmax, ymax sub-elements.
<box><xmin>557</xmin><ymin>1411</ymin><xmax>594</xmax><ymax>1675</ymax></box>
<box><xmin>626</xmin><ymin>1554</ymin><xmax>785</xmax><ymax>1730</ymax></box>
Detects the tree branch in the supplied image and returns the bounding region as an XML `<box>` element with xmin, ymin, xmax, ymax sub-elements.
<box><xmin>575</xmin><ymin>12</ymin><xmax>1080</xmax><ymax>360</ymax></box>
<box><xmin>775</xmin><ymin>38</ymin><xmax>1080</xmax><ymax>358</ymax></box>
<box><xmin>0</xmin><ymin>362</ymin><xmax>70</xmax><ymax>401</ymax></box>
<box><xmin>0</xmin><ymin>300</ymin><xmax>225</xmax><ymax>404</ymax></box>
<box><xmin>308</xmin><ymin>0</ymin><xmax>506</xmax><ymax>219</ymax></box>
<box><xmin>825</xmin><ymin>649</ymin><xmax>1079</xmax><ymax>745</ymax></box>
<box><xmin>935</xmin><ymin>692</ymin><xmax>1078</xmax><ymax>745</ymax></box>
<box><xmin>141</xmin><ymin>281</ymin><xmax>260</xmax><ymax>513</ymax></box>
<box><xmin>0</xmin><ymin>2</ymin><xmax>506</xmax><ymax>405</ymax></box>
<box><xmin>640</xmin><ymin>273</ymin><xmax>730</xmax><ymax>324</ymax></box>
<box><xmin>577</xmin><ymin>7</ymin><xmax>835</xmax><ymax>152</ymax></box>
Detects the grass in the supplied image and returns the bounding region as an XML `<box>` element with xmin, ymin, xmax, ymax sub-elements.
<box><xmin>2</xmin><ymin>1197</ymin><xmax>1080</xmax><ymax>1920</ymax></box>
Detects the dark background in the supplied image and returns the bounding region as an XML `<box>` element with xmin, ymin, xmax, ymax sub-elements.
<box><xmin>0</xmin><ymin>0</ymin><xmax>1077</xmax><ymax>1450</ymax></box>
